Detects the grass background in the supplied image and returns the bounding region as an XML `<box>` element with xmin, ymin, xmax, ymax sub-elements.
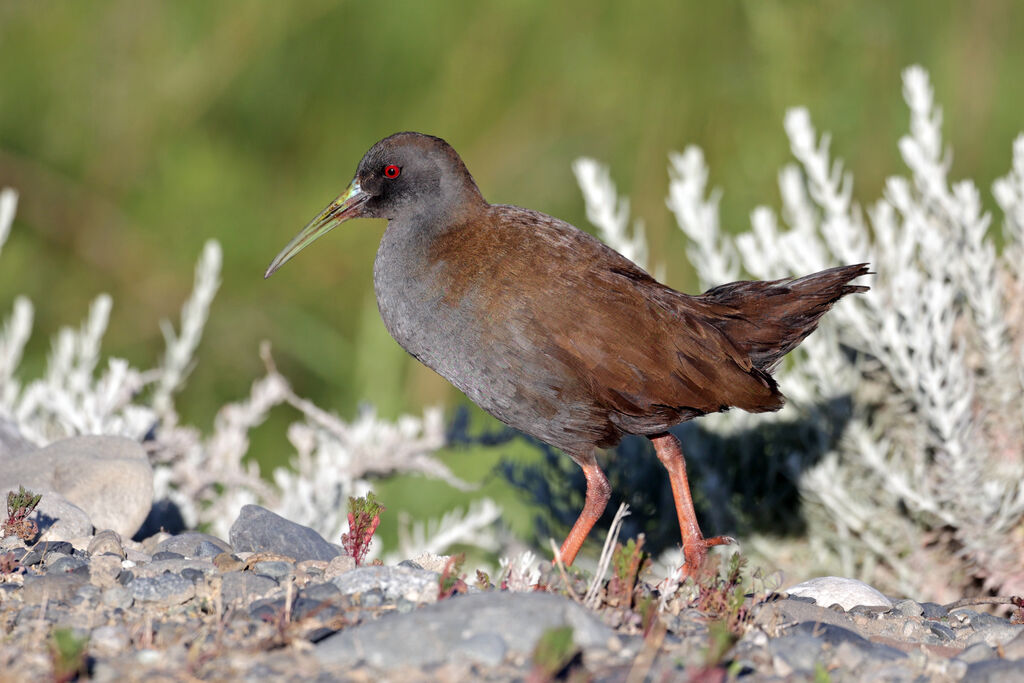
<box><xmin>2</xmin><ymin>1</ymin><xmax>1023</xmax><ymax>554</ymax></box>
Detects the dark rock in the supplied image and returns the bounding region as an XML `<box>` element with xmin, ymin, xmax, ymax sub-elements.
<box><xmin>770</xmin><ymin>634</ymin><xmax>825</xmax><ymax>674</ymax></box>
<box><xmin>920</xmin><ymin>602</ymin><xmax>947</xmax><ymax>619</ymax></box>
<box><xmin>21</xmin><ymin>540</ymin><xmax>73</xmax><ymax>565</ymax></box>
<box><xmin>181</xmin><ymin>568</ymin><xmax>206</xmax><ymax>584</ymax></box>
<box><xmin>117</xmin><ymin>569</ymin><xmax>134</xmax><ymax>586</ymax></box>
<box><xmin>47</xmin><ymin>555</ymin><xmax>87</xmax><ymax>573</ymax></box>
<box><xmin>229</xmin><ymin>505</ymin><xmax>340</xmax><ymax>562</ymax></box>
<box><xmin>302</xmin><ymin>582</ymin><xmax>342</xmax><ymax>602</ymax></box>
<box><xmin>928</xmin><ymin>621</ymin><xmax>956</xmax><ymax>642</ymax></box>
<box><xmin>790</xmin><ymin>622</ymin><xmax>906</xmax><ymax>660</ymax></box>
<box><xmin>315</xmin><ymin>592</ymin><xmax>616</xmax><ymax>669</ymax></box>
<box><xmin>251</xmin><ymin>560</ymin><xmax>294</xmax><ymax>581</ymax></box>
<box><xmin>152</xmin><ymin>551</ymin><xmax>185</xmax><ymax>561</ymax></box>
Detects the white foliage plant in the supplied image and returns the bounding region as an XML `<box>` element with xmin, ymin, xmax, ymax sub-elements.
<box><xmin>578</xmin><ymin>66</ymin><xmax>1024</xmax><ymax>600</ymax></box>
<box><xmin>0</xmin><ymin>189</ymin><xmax>499</xmax><ymax>558</ymax></box>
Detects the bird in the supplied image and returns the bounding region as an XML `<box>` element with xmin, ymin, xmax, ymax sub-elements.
<box><xmin>265</xmin><ymin>132</ymin><xmax>869</xmax><ymax>575</ymax></box>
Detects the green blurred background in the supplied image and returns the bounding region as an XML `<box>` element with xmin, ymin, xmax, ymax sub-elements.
<box><xmin>2</xmin><ymin>1</ymin><xmax>1023</xmax><ymax>553</ymax></box>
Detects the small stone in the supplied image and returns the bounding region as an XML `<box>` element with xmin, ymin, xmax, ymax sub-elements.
<box><xmin>252</xmin><ymin>560</ymin><xmax>294</xmax><ymax>581</ymax></box>
<box><xmin>964</xmin><ymin>659</ymin><xmax>1024</xmax><ymax>683</ymax></box>
<box><xmin>296</xmin><ymin>559</ymin><xmax>329</xmax><ymax>578</ymax></box>
<box><xmin>47</xmin><ymin>555</ymin><xmax>87</xmax><ymax>573</ymax></box>
<box><xmin>155</xmin><ymin>532</ymin><xmax>231</xmax><ymax>559</ymax></box>
<box><xmin>128</xmin><ymin>573</ymin><xmax>195</xmax><ymax>605</ymax></box>
<box><xmin>229</xmin><ymin>505</ymin><xmax>341</xmax><ymax>562</ymax></box>
<box><xmin>359</xmin><ymin>588</ymin><xmax>385</xmax><ymax>607</ymax></box>
<box><xmin>331</xmin><ymin>566</ymin><xmax>441</xmax><ymax>604</ymax></box>
<box><xmin>928</xmin><ymin>621</ymin><xmax>956</xmax><ymax>642</ymax></box>
<box><xmin>90</xmin><ymin>625</ymin><xmax>130</xmax><ymax>657</ymax></box>
<box><xmin>21</xmin><ymin>540</ymin><xmax>74</xmax><ymax>565</ymax></box>
<box><xmin>967</xmin><ymin>623</ymin><xmax>1024</xmax><ymax>648</ymax></box>
<box><xmin>409</xmin><ymin>552</ymin><xmax>452</xmax><ymax>573</ymax></box>
<box><xmin>771</xmin><ymin>634</ymin><xmax>825</xmax><ymax>675</ymax></box>
<box><xmin>88</xmin><ymin>530</ymin><xmax>126</xmax><ymax>558</ymax></box>
<box><xmin>101</xmin><ymin>584</ymin><xmax>133</xmax><ymax>609</ymax></box>
<box><xmin>893</xmin><ymin>599</ymin><xmax>923</xmax><ymax>618</ymax></box>
<box><xmin>220</xmin><ymin>571</ymin><xmax>278</xmax><ymax>606</ymax></box>
<box><xmin>213</xmin><ymin>552</ymin><xmax>244</xmax><ymax>572</ymax></box>
<box><xmin>324</xmin><ymin>554</ymin><xmax>356</xmax><ymax>579</ymax></box>
<box><xmin>957</xmin><ymin>642</ymin><xmax>996</xmax><ymax>663</ymax></box>
<box><xmin>920</xmin><ymin>602</ymin><xmax>948</xmax><ymax>619</ymax></box>
<box><xmin>21</xmin><ymin>573</ymin><xmax>86</xmax><ymax>604</ymax></box>
<box><xmin>152</xmin><ymin>551</ymin><xmax>185</xmax><ymax>561</ymax></box>
<box><xmin>786</xmin><ymin>576</ymin><xmax>893</xmax><ymax>610</ymax></box>
<box><xmin>1002</xmin><ymin>628</ymin><xmax>1024</xmax><ymax>659</ymax></box>
<box><xmin>302</xmin><ymin>582</ymin><xmax>342</xmax><ymax>602</ymax></box>
<box><xmin>181</xmin><ymin>568</ymin><xmax>206</xmax><ymax>584</ymax></box>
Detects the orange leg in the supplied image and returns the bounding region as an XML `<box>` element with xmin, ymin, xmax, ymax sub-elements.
<box><xmin>650</xmin><ymin>432</ymin><xmax>734</xmax><ymax>577</ymax></box>
<box><xmin>556</xmin><ymin>452</ymin><xmax>611</xmax><ymax>566</ymax></box>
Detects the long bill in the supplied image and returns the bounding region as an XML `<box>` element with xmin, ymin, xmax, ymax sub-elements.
<box><xmin>264</xmin><ymin>179</ymin><xmax>370</xmax><ymax>279</ymax></box>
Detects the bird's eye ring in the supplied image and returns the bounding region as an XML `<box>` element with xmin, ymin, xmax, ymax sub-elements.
<box><xmin>384</xmin><ymin>165</ymin><xmax>401</xmax><ymax>179</ymax></box>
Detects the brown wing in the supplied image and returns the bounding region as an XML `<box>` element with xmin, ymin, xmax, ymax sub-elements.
<box><xmin>431</xmin><ymin>205</ymin><xmax>783</xmax><ymax>439</ymax></box>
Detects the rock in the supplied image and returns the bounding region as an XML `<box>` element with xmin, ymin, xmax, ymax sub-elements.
<box><xmin>0</xmin><ymin>417</ymin><xmax>36</xmax><ymax>458</ymax></box>
<box><xmin>956</xmin><ymin>642</ymin><xmax>996</xmax><ymax>663</ymax></box>
<box><xmin>965</xmin><ymin>659</ymin><xmax>1024</xmax><ymax>683</ymax></box>
<box><xmin>220</xmin><ymin>571</ymin><xmax>279</xmax><ymax>606</ymax></box>
<box><xmin>128</xmin><ymin>574</ymin><xmax>195</xmax><ymax>605</ymax></box>
<box><xmin>101</xmin><ymin>585</ymin><xmax>133</xmax><ymax>609</ymax></box>
<box><xmin>0</xmin><ymin>436</ymin><xmax>153</xmax><ymax>538</ymax></box>
<box><xmin>790</xmin><ymin>622</ymin><xmax>906</xmax><ymax>661</ymax></box>
<box><xmin>408</xmin><ymin>552</ymin><xmax>453</xmax><ymax>573</ymax></box>
<box><xmin>88</xmin><ymin>530</ymin><xmax>125</xmax><ymax>558</ymax></box>
<box><xmin>919</xmin><ymin>602</ymin><xmax>948</xmax><ymax>619</ymax></box>
<box><xmin>21</xmin><ymin>573</ymin><xmax>86</xmax><ymax>604</ymax></box>
<box><xmin>893</xmin><ymin>599</ymin><xmax>923</xmax><ymax>618</ymax></box>
<box><xmin>754</xmin><ymin>598</ymin><xmax>862</xmax><ymax>633</ymax></box>
<box><xmin>89</xmin><ymin>554</ymin><xmax>124</xmax><ymax>588</ymax></box>
<box><xmin>770</xmin><ymin>634</ymin><xmax>825</xmax><ymax>676</ymax></box>
<box><xmin>90</xmin><ymin>625</ymin><xmax>131</xmax><ymax>657</ymax></box>
<box><xmin>324</xmin><ymin>554</ymin><xmax>356</xmax><ymax>579</ymax></box>
<box><xmin>22</xmin><ymin>490</ymin><xmax>93</xmax><ymax>542</ymax></box>
<box><xmin>928</xmin><ymin>621</ymin><xmax>956</xmax><ymax>642</ymax></box>
<box><xmin>331</xmin><ymin>566</ymin><xmax>441</xmax><ymax>604</ymax></box>
<box><xmin>1002</xmin><ymin>628</ymin><xmax>1024</xmax><ymax>660</ymax></box>
<box><xmin>155</xmin><ymin>532</ymin><xmax>231</xmax><ymax>559</ymax></box>
<box><xmin>786</xmin><ymin>576</ymin><xmax>893</xmax><ymax>610</ymax></box>
<box><xmin>451</xmin><ymin>633</ymin><xmax>508</xmax><ymax>666</ymax></box>
<box><xmin>967</xmin><ymin>623</ymin><xmax>1024</xmax><ymax>648</ymax></box>
<box><xmin>229</xmin><ymin>505</ymin><xmax>340</xmax><ymax>562</ymax></box>
<box><xmin>251</xmin><ymin>561</ymin><xmax>294</xmax><ymax>581</ymax></box>
<box><xmin>20</xmin><ymin>540</ymin><xmax>74</xmax><ymax>565</ymax></box>
<box><xmin>315</xmin><ymin>592</ymin><xmax>616</xmax><ymax>669</ymax></box>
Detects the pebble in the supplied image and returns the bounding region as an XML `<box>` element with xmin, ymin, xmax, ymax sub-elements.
<box><xmin>1</xmin><ymin>501</ymin><xmax>1022</xmax><ymax>680</ymax></box>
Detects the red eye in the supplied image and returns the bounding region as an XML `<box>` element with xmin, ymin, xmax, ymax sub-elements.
<box><xmin>384</xmin><ymin>164</ymin><xmax>401</xmax><ymax>179</ymax></box>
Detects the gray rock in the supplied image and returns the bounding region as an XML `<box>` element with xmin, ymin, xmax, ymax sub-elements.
<box><xmin>155</xmin><ymin>532</ymin><xmax>231</xmax><ymax>559</ymax></box>
<box><xmin>1002</xmin><ymin>627</ymin><xmax>1024</xmax><ymax>660</ymax></box>
<box><xmin>451</xmin><ymin>633</ymin><xmax>508</xmax><ymax>666</ymax></box>
<box><xmin>220</xmin><ymin>571</ymin><xmax>278</xmax><ymax>606</ymax></box>
<box><xmin>21</xmin><ymin>573</ymin><xmax>86</xmax><ymax>604</ymax></box>
<box><xmin>965</xmin><ymin>659</ymin><xmax>1024</xmax><ymax>683</ymax></box>
<box><xmin>956</xmin><ymin>642</ymin><xmax>996</xmax><ymax>663</ymax></box>
<box><xmin>754</xmin><ymin>598</ymin><xmax>862</xmax><ymax>633</ymax></box>
<box><xmin>893</xmin><ymin>599</ymin><xmax>923</xmax><ymax>618</ymax></box>
<box><xmin>229</xmin><ymin>505</ymin><xmax>340</xmax><ymax>562</ymax></box>
<box><xmin>21</xmin><ymin>541</ymin><xmax>73</xmax><ymax>565</ymax></box>
<box><xmin>0</xmin><ymin>435</ymin><xmax>153</xmax><ymax>538</ymax></box>
<box><xmin>101</xmin><ymin>584</ymin><xmax>133</xmax><ymax>609</ymax></box>
<box><xmin>128</xmin><ymin>573</ymin><xmax>195</xmax><ymax>605</ymax></box>
<box><xmin>303</xmin><ymin>582</ymin><xmax>342</xmax><ymax>601</ymax></box>
<box><xmin>785</xmin><ymin>576</ymin><xmax>893</xmax><ymax>610</ymax></box>
<box><xmin>0</xmin><ymin>417</ymin><xmax>36</xmax><ymax>458</ymax></box>
<box><xmin>88</xmin><ymin>530</ymin><xmax>125</xmax><ymax>558</ymax></box>
<box><xmin>928</xmin><ymin>621</ymin><xmax>956</xmax><ymax>642</ymax></box>
<box><xmin>21</xmin><ymin>489</ymin><xmax>93</xmax><ymax>542</ymax></box>
<box><xmin>152</xmin><ymin>551</ymin><xmax>184</xmax><ymax>561</ymax></box>
<box><xmin>315</xmin><ymin>592</ymin><xmax>616</xmax><ymax>669</ymax></box>
<box><xmin>90</xmin><ymin>625</ymin><xmax>130</xmax><ymax>657</ymax></box>
<box><xmin>252</xmin><ymin>561</ymin><xmax>294</xmax><ymax>581</ymax></box>
<box><xmin>331</xmin><ymin>565</ymin><xmax>440</xmax><ymax>604</ymax></box>
<box><xmin>770</xmin><ymin>634</ymin><xmax>825</xmax><ymax>675</ymax></box>
<box><xmin>46</xmin><ymin>554</ymin><xmax>88</xmax><ymax>573</ymax></box>
<box><xmin>791</xmin><ymin>622</ymin><xmax>906</xmax><ymax>660</ymax></box>
<box><xmin>967</xmin><ymin>623</ymin><xmax>1024</xmax><ymax>648</ymax></box>
<box><xmin>919</xmin><ymin>601</ymin><xmax>947</xmax><ymax>619</ymax></box>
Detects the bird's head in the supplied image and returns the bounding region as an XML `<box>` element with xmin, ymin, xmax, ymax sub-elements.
<box><xmin>265</xmin><ymin>132</ymin><xmax>483</xmax><ymax>278</ymax></box>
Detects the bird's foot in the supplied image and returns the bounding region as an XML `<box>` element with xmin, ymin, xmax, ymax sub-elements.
<box><xmin>681</xmin><ymin>535</ymin><xmax>736</xmax><ymax>579</ymax></box>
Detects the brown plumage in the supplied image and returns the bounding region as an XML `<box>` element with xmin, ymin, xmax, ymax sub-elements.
<box><xmin>266</xmin><ymin>132</ymin><xmax>870</xmax><ymax>574</ymax></box>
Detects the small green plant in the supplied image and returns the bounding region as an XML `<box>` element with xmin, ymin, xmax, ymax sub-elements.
<box><xmin>49</xmin><ymin>627</ymin><xmax>89</xmax><ymax>683</ymax></box>
<box><xmin>340</xmin><ymin>492</ymin><xmax>384</xmax><ymax>566</ymax></box>
<box><xmin>474</xmin><ymin>568</ymin><xmax>492</xmax><ymax>591</ymax></box>
<box><xmin>694</xmin><ymin>553</ymin><xmax>751</xmax><ymax>637</ymax></box>
<box><xmin>527</xmin><ymin>626</ymin><xmax>580</xmax><ymax>683</ymax></box>
<box><xmin>438</xmin><ymin>553</ymin><xmax>468</xmax><ymax>600</ymax></box>
<box><xmin>3</xmin><ymin>486</ymin><xmax>42</xmax><ymax>541</ymax></box>
<box><xmin>606</xmin><ymin>535</ymin><xmax>650</xmax><ymax>610</ymax></box>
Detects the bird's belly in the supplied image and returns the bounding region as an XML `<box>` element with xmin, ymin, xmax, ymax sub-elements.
<box><xmin>373</xmin><ymin>268</ymin><xmax>614</xmax><ymax>453</ymax></box>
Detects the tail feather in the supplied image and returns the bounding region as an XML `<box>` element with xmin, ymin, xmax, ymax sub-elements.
<box><xmin>698</xmin><ymin>263</ymin><xmax>869</xmax><ymax>372</ymax></box>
